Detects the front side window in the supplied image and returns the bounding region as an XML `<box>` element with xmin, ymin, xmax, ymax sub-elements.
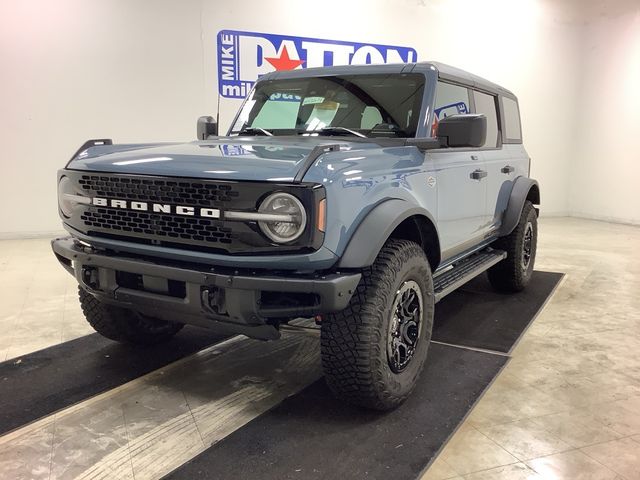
<box><xmin>473</xmin><ymin>91</ymin><xmax>499</xmax><ymax>148</ymax></box>
<box><xmin>230</xmin><ymin>74</ymin><xmax>425</xmax><ymax>138</ymax></box>
<box><xmin>432</xmin><ymin>82</ymin><xmax>470</xmax><ymax>136</ymax></box>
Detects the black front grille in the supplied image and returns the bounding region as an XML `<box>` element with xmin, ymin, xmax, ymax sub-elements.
<box><xmin>78</xmin><ymin>175</ymin><xmax>240</xmax><ymax>206</ymax></box>
<box><xmin>81</xmin><ymin>209</ymin><xmax>236</xmax><ymax>244</ymax></box>
<box><xmin>63</xmin><ymin>171</ymin><xmax>324</xmax><ymax>255</ymax></box>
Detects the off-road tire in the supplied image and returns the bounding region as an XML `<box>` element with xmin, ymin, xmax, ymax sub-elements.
<box><xmin>321</xmin><ymin>239</ymin><xmax>434</xmax><ymax>410</ymax></box>
<box><xmin>78</xmin><ymin>287</ymin><xmax>184</xmax><ymax>344</ymax></box>
<box><xmin>487</xmin><ymin>200</ymin><xmax>538</xmax><ymax>292</ymax></box>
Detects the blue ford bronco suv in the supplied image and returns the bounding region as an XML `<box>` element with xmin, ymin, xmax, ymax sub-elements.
<box><xmin>53</xmin><ymin>62</ymin><xmax>539</xmax><ymax>410</ymax></box>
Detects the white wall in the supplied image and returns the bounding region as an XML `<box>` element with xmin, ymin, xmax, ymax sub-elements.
<box><xmin>0</xmin><ymin>0</ymin><xmax>204</xmax><ymax>236</ymax></box>
<box><xmin>569</xmin><ymin>8</ymin><xmax>640</xmax><ymax>225</ymax></box>
<box><xmin>0</xmin><ymin>0</ymin><xmax>589</xmax><ymax>235</ymax></box>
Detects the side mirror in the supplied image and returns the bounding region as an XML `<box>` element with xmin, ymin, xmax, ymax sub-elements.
<box><xmin>197</xmin><ymin>116</ymin><xmax>218</xmax><ymax>140</ymax></box>
<box><xmin>437</xmin><ymin>114</ymin><xmax>486</xmax><ymax>148</ymax></box>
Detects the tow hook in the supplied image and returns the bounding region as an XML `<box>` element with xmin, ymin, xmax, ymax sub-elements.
<box><xmin>82</xmin><ymin>266</ymin><xmax>100</xmax><ymax>289</ymax></box>
<box><xmin>201</xmin><ymin>287</ymin><xmax>226</xmax><ymax>315</ymax></box>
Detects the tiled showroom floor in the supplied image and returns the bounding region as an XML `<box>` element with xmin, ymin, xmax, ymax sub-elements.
<box><xmin>422</xmin><ymin>218</ymin><xmax>640</xmax><ymax>480</ymax></box>
<box><xmin>0</xmin><ymin>217</ymin><xmax>639</xmax><ymax>479</ymax></box>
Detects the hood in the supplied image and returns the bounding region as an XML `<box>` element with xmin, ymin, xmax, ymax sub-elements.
<box><xmin>68</xmin><ymin>137</ymin><xmax>368</xmax><ymax>182</ymax></box>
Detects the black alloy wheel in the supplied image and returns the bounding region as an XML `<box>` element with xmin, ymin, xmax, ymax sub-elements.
<box><xmin>387</xmin><ymin>280</ymin><xmax>423</xmax><ymax>373</ymax></box>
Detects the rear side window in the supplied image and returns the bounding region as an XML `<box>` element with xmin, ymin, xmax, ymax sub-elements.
<box><xmin>502</xmin><ymin>97</ymin><xmax>522</xmax><ymax>143</ymax></box>
<box><xmin>473</xmin><ymin>91</ymin><xmax>499</xmax><ymax>148</ymax></box>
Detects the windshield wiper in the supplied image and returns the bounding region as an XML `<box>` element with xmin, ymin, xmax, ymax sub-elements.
<box><xmin>315</xmin><ymin>127</ymin><xmax>367</xmax><ymax>138</ymax></box>
<box><xmin>238</xmin><ymin>127</ymin><xmax>273</xmax><ymax>136</ymax></box>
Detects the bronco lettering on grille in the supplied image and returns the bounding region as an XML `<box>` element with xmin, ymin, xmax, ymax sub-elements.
<box><xmin>91</xmin><ymin>198</ymin><xmax>221</xmax><ymax>218</ymax></box>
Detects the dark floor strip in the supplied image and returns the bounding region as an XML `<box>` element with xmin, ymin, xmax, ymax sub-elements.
<box><xmin>165</xmin><ymin>343</ymin><xmax>507</xmax><ymax>480</ymax></box>
<box><xmin>0</xmin><ymin>327</ymin><xmax>227</xmax><ymax>435</ymax></box>
<box><xmin>432</xmin><ymin>271</ymin><xmax>563</xmax><ymax>352</ymax></box>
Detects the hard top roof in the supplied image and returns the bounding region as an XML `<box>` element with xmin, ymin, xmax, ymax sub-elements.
<box><xmin>258</xmin><ymin>61</ymin><xmax>517</xmax><ymax>100</ymax></box>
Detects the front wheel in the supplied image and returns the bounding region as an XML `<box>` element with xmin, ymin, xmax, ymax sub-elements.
<box><xmin>487</xmin><ymin>200</ymin><xmax>538</xmax><ymax>292</ymax></box>
<box><xmin>320</xmin><ymin>239</ymin><xmax>434</xmax><ymax>411</ymax></box>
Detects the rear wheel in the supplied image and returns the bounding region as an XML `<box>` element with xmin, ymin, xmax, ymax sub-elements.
<box><xmin>78</xmin><ymin>287</ymin><xmax>184</xmax><ymax>344</ymax></box>
<box><xmin>320</xmin><ymin>239</ymin><xmax>434</xmax><ymax>410</ymax></box>
<box><xmin>487</xmin><ymin>200</ymin><xmax>538</xmax><ymax>292</ymax></box>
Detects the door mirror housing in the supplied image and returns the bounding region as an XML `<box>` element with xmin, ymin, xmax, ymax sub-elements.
<box><xmin>437</xmin><ymin>114</ymin><xmax>486</xmax><ymax>148</ymax></box>
<box><xmin>197</xmin><ymin>116</ymin><xmax>218</xmax><ymax>140</ymax></box>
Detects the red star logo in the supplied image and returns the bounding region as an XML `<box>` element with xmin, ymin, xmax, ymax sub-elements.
<box><xmin>265</xmin><ymin>46</ymin><xmax>305</xmax><ymax>71</ymax></box>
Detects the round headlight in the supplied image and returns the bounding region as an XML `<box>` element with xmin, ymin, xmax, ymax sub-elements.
<box><xmin>258</xmin><ymin>192</ymin><xmax>307</xmax><ymax>243</ymax></box>
<box><xmin>58</xmin><ymin>176</ymin><xmax>75</xmax><ymax>218</ymax></box>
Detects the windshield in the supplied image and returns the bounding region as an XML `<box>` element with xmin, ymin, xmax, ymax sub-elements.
<box><xmin>229</xmin><ymin>73</ymin><xmax>425</xmax><ymax>138</ymax></box>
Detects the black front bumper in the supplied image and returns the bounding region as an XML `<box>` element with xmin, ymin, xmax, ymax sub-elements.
<box><xmin>52</xmin><ymin>237</ymin><xmax>360</xmax><ymax>340</ymax></box>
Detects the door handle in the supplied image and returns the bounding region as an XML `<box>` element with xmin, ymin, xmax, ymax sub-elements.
<box><xmin>470</xmin><ymin>169</ymin><xmax>488</xmax><ymax>180</ymax></box>
<box><xmin>470</xmin><ymin>155</ymin><xmax>479</xmax><ymax>161</ymax></box>
<box><xmin>501</xmin><ymin>165</ymin><xmax>515</xmax><ymax>174</ymax></box>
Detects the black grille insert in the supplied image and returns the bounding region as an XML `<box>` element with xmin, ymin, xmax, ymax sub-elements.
<box><xmin>78</xmin><ymin>175</ymin><xmax>240</xmax><ymax>206</ymax></box>
<box><xmin>81</xmin><ymin>208</ymin><xmax>236</xmax><ymax>244</ymax></box>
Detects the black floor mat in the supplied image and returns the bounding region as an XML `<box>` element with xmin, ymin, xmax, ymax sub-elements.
<box><xmin>165</xmin><ymin>343</ymin><xmax>506</xmax><ymax>480</ymax></box>
<box><xmin>432</xmin><ymin>271</ymin><xmax>563</xmax><ymax>352</ymax></box>
<box><xmin>0</xmin><ymin>327</ymin><xmax>227</xmax><ymax>435</ymax></box>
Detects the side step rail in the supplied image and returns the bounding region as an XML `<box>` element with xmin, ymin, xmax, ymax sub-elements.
<box><xmin>433</xmin><ymin>248</ymin><xmax>506</xmax><ymax>303</ymax></box>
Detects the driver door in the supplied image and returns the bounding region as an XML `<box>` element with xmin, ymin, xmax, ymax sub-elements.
<box><xmin>429</xmin><ymin>81</ymin><xmax>487</xmax><ymax>258</ymax></box>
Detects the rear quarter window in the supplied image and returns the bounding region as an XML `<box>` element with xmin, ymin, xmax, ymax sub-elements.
<box><xmin>502</xmin><ymin>97</ymin><xmax>522</xmax><ymax>143</ymax></box>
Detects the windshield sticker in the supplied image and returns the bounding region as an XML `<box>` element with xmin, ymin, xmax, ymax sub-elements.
<box><xmin>301</xmin><ymin>97</ymin><xmax>325</xmax><ymax>106</ymax></box>
<box><xmin>217</xmin><ymin>30</ymin><xmax>417</xmax><ymax>99</ymax></box>
<box><xmin>269</xmin><ymin>93</ymin><xmax>302</xmax><ymax>102</ymax></box>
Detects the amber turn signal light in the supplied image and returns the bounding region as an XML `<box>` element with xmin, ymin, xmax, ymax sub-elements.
<box><xmin>317</xmin><ymin>198</ymin><xmax>326</xmax><ymax>232</ymax></box>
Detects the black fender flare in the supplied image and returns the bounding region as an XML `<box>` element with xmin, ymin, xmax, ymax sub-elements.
<box><xmin>499</xmin><ymin>176</ymin><xmax>540</xmax><ymax>236</ymax></box>
<box><xmin>337</xmin><ymin>199</ymin><xmax>438</xmax><ymax>269</ymax></box>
